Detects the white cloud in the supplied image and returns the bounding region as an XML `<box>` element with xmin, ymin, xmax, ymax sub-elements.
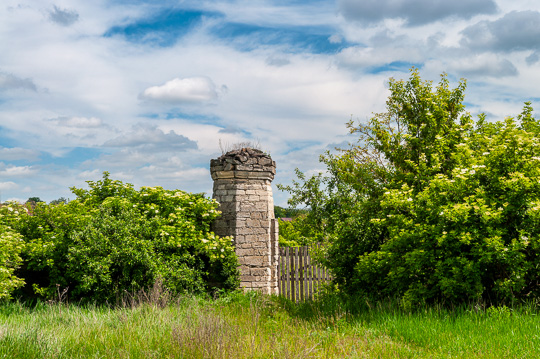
<box><xmin>337</xmin><ymin>45</ymin><xmax>423</xmax><ymax>68</ymax></box>
<box><xmin>338</xmin><ymin>0</ymin><xmax>498</xmax><ymax>26</ymax></box>
<box><xmin>139</xmin><ymin>77</ymin><xmax>220</xmax><ymax>104</ymax></box>
<box><xmin>425</xmin><ymin>54</ymin><xmax>519</xmax><ymax>78</ymax></box>
<box><xmin>103</xmin><ymin>124</ymin><xmax>197</xmax><ymax>152</ymax></box>
<box><xmin>0</xmin><ymin>147</ymin><xmax>39</xmax><ymax>161</ymax></box>
<box><xmin>328</xmin><ymin>34</ymin><xmax>343</xmax><ymax>44</ymax></box>
<box><xmin>0</xmin><ymin>164</ymin><xmax>37</xmax><ymax>177</ymax></box>
<box><xmin>460</xmin><ymin>11</ymin><xmax>540</xmax><ymax>52</ymax></box>
<box><xmin>0</xmin><ymin>181</ymin><xmax>18</xmax><ymax>191</ymax></box>
<box><xmin>49</xmin><ymin>116</ymin><xmax>104</xmax><ymax>128</ymax></box>
<box><xmin>48</xmin><ymin>5</ymin><xmax>79</xmax><ymax>26</ymax></box>
<box><xmin>0</xmin><ymin>71</ymin><xmax>37</xmax><ymax>91</ymax></box>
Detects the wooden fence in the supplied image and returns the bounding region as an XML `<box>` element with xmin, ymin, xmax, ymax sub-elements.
<box><xmin>278</xmin><ymin>245</ymin><xmax>332</xmax><ymax>302</ymax></box>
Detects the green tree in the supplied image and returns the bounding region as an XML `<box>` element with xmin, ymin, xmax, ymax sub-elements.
<box><xmin>283</xmin><ymin>69</ymin><xmax>540</xmax><ymax>307</ymax></box>
<box><xmin>274</xmin><ymin>206</ymin><xmax>307</xmax><ymax>219</ymax></box>
<box><xmin>49</xmin><ymin>197</ymin><xmax>68</xmax><ymax>205</ymax></box>
<box><xmin>26</xmin><ymin>197</ymin><xmax>42</xmax><ymax>205</ymax></box>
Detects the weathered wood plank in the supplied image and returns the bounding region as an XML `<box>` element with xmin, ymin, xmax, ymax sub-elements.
<box><xmin>277</xmin><ymin>245</ymin><xmax>331</xmax><ymax>302</ymax></box>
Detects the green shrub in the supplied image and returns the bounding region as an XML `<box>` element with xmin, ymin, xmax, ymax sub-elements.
<box><xmin>278</xmin><ymin>215</ymin><xmax>323</xmax><ymax>247</ymax></box>
<box><xmin>283</xmin><ymin>69</ymin><xmax>540</xmax><ymax>307</ymax></box>
<box><xmin>0</xmin><ymin>206</ymin><xmax>26</xmax><ymax>300</ymax></box>
<box><xmin>8</xmin><ymin>173</ymin><xmax>239</xmax><ymax>302</ymax></box>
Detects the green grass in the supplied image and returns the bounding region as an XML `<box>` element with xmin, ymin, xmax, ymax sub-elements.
<box><xmin>1</xmin><ymin>290</ymin><xmax>539</xmax><ymax>358</ymax></box>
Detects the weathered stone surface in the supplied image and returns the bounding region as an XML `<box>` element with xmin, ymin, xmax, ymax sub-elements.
<box><xmin>243</xmin><ymin>256</ymin><xmax>265</xmax><ymax>266</ymax></box>
<box><xmin>211</xmin><ymin>147</ymin><xmax>279</xmax><ymax>295</ymax></box>
<box><xmin>251</xmin><ymin>268</ymin><xmax>270</xmax><ymax>276</ymax></box>
<box><xmin>236</xmin><ymin>248</ymin><xmax>256</xmax><ymax>256</ymax></box>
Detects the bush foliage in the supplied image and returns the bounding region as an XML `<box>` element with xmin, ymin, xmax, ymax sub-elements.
<box><xmin>282</xmin><ymin>69</ymin><xmax>540</xmax><ymax>307</ymax></box>
<box><xmin>0</xmin><ymin>215</ymin><xmax>25</xmax><ymax>300</ymax></box>
<box><xmin>278</xmin><ymin>215</ymin><xmax>323</xmax><ymax>247</ymax></box>
<box><xmin>0</xmin><ymin>173</ymin><xmax>239</xmax><ymax>302</ymax></box>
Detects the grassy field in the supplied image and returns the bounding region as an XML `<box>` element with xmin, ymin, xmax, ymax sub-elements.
<box><xmin>1</xmin><ymin>288</ymin><xmax>539</xmax><ymax>358</ymax></box>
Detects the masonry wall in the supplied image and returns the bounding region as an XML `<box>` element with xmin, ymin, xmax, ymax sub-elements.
<box><xmin>210</xmin><ymin>148</ymin><xmax>279</xmax><ymax>295</ymax></box>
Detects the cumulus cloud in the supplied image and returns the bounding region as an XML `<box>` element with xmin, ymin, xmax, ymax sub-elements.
<box><xmin>461</xmin><ymin>11</ymin><xmax>540</xmax><ymax>52</ymax></box>
<box><xmin>265</xmin><ymin>57</ymin><xmax>291</xmax><ymax>67</ymax></box>
<box><xmin>139</xmin><ymin>77</ymin><xmax>220</xmax><ymax>104</ymax></box>
<box><xmin>449</xmin><ymin>55</ymin><xmax>518</xmax><ymax>78</ymax></box>
<box><xmin>425</xmin><ymin>54</ymin><xmax>518</xmax><ymax>78</ymax></box>
<box><xmin>338</xmin><ymin>0</ymin><xmax>497</xmax><ymax>26</ymax></box>
<box><xmin>526</xmin><ymin>52</ymin><xmax>540</xmax><ymax>65</ymax></box>
<box><xmin>218</xmin><ymin>126</ymin><xmax>244</xmax><ymax>134</ymax></box>
<box><xmin>0</xmin><ymin>147</ymin><xmax>40</xmax><ymax>161</ymax></box>
<box><xmin>103</xmin><ymin>125</ymin><xmax>197</xmax><ymax>152</ymax></box>
<box><xmin>0</xmin><ymin>181</ymin><xmax>18</xmax><ymax>191</ymax></box>
<box><xmin>0</xmin><ymin>72</ymin><xmax>37</xmax><ymax>91</ymax></box>
<box><xmin>48</xmin><ymin>116</ymin><xmax>104</xmax><ymax>128</ymax></box>
<box><xmin>0</xmin><ymin>164</ymin><xmax>36</xmax><ymax>177</ymax></box>
<box><xmin>337</xmin><ymin>45</ymin><xmax>422</xmax><ymax>68</ymax></box>
<box><xmin>48</xmin><ymin>5</ymin><xmax>79</xmax><ymax>26</ymax></box>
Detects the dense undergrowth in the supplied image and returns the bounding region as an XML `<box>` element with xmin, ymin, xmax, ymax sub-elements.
<box><xmin>1</xmin><ymin>288</ymin><xmax>539</xmax><ymax>358</ymax></box>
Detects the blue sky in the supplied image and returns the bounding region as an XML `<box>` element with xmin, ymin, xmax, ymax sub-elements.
<box><xmin>2</xmin><ymin>0</ymin><xmax>540</xmax><ymax>206</ymax></box>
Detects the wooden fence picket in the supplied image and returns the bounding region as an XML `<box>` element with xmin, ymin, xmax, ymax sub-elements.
<box><xmin>277</xmin><ymin>245</ymin><xmax>332</xmax><ymax>302</ymax></box>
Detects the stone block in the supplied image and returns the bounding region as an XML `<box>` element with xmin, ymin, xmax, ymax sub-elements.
<box><xmin>240</xmin><ymin>203</ymin><xmax>256</xmax><ymax>212</ymax></box>
<box><xmin>259</xmin><ymin>157</ymin><xmax>272</xmax><ymax>166</ymax></box>
<box><xmin>236</xmin><ymin>242</ymin><xmax>252</xmax><ymax>249</ymax></box>
<box><xmin>236</xmin><ymin>248</ymin><xmax>255</xmax><ymax>257</ymax></box>
<box><xmin>250</xmin><ymin>212</ymin><xmax>262</xmax><ymax>219</ymax></box>
<box><xmin>236</xmin><ymin>164</ymin><xmax>253</xmax><ymax>171</ymax></box>
<box><xmin>246</xmin><ymin>219</ymin><xmax>260</xmax><ymax>227</ymax></box>
<box><xmin>243</xmin><ymin>256</ymin><xmax>264</xmax><ymax>266</ymax></box>
<box><xmin>236</xmin><ymin>219</ymin><xmax>246</xmax><ymax>227</ymax></box>
<box><xmin>249</xmin><ymin>281</ymin><xmax>270</xmax><ymax>288</ymax></box>
<box><xmin>234</xmin><ymin>171</ymin><xmax>249</xmax><ymax>179</ymax></box>
<box><xmin>251</xmin><ymin>240</ymin><xmax>269</xmax><ymax>248</ymax></box>
<box><xmin>213</xmin><ymin>171</ymin><xmax>234</xmax><ymax>179</ymax></box>
<box><xmin>251</xmin><ymin>268</ymin><xmax>271</xmax><ymax>277</ymax></box>
<box><xmin>254</xmin><ymin>248</ymin><xmax>269</xmax><ymax>256</ymax></box>
<box><xmin>255</xmin><ymin>202</ymin><xmax>268</xmax><ymax>211</ymax></box>
<box><xmin>238</xmin><ymin>265</ymin><xmax>251</xmax><ymax>275</ymax></box>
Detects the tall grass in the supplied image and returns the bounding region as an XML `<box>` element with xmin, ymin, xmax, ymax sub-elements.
<box><xmin>0</xmin><ymin>287</ymin><xmax>539</xmax><ymax>358</ymax></box>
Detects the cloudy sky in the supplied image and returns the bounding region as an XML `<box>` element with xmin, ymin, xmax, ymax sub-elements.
<box><xmin>2</xmin><ymin>0</ymin><xmax>540</xmax><ymax>206</ymax></box>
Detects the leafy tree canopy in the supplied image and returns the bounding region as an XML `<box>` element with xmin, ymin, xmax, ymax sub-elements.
<box><xmin>26</xmin><ymin>197</ymin><xmax>42</xmax><ymax>204</ymax></box>
<box><xmin>282</xmin><ymin>69</ymin><xmax>540</xmax><ymax>307</ymax></box>
<box><xmin>273</xmin><ymin>206</ymin><xmax>307</xmax><ymax>219</ymax></box>
<box><xmin>49</xmin><ymin>197</ymin><xmax>68</xmax><ymax>205</ymax></box>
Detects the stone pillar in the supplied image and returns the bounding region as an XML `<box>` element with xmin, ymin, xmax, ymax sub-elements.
<box><xmin>210</xmin><ymin>148</ymin><xmax>279</xmax><ymax>295</ymax></box>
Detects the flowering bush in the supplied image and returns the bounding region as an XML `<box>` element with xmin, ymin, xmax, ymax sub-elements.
<box><xmin>0</xmin><ymin>205</ymin><xmax>26</xmax><ymax>299</ymax></box>
<box><xmin>4</xmin><ymin>173</ymin><xmax>239</xmax><ymax>302</ymax></box>
<box><xmin>283</xmin><ymin>70</ymin><xmax>540</xmax><ymax>307</ymax></box>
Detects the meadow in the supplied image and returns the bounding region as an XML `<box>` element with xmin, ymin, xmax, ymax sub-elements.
<box><xmin>1</xmin><ymin>286</ymin><xmax>539</xmax><ymax>358</ymax></box>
